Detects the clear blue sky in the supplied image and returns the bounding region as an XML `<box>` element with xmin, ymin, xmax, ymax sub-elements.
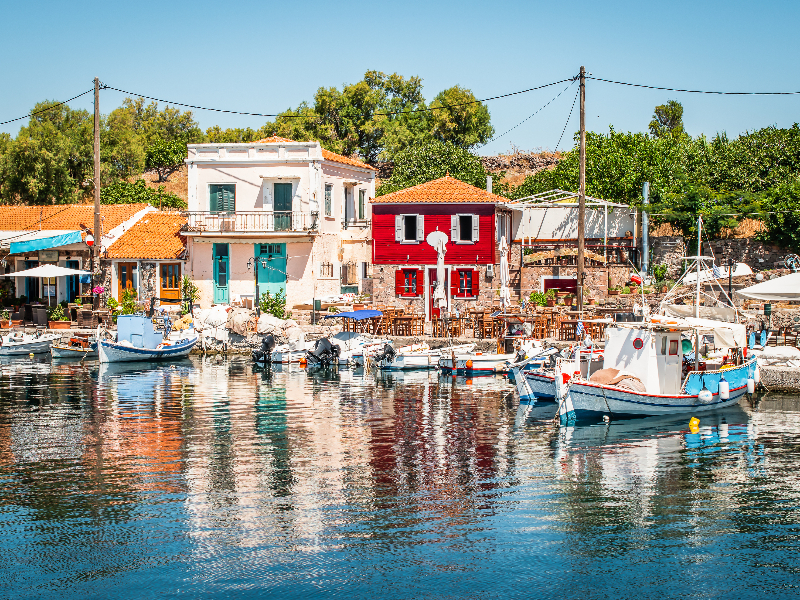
<box><xmin>2</xmin><ymin>0</ymin><xmax>798</xmax><ymax>155</ymax></box>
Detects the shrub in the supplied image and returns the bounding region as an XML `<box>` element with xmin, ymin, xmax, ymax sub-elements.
<box><xmin>259</xmin><ymin>289</ymin><xmax>286</xmax><ymax>319</ymax></box>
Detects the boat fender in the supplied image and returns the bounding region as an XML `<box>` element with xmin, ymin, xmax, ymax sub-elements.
<box><xmin>466</xmin><ymin>359</ymin><xmax>473</xmax><ymax>370</ymax></box>
<box><xmin>753</xmin><ymin>366</ymin><xmax>761</xmax><ymax>384</ymax></box>
<box><xmin>718</xmin><ymin>376</ymin><xmax>730</xmax><ymax>400</ymax></box>
<box><xmin>698</xmin><ymin>379</ymin><xmax>713</xmax><ymax>403</ymax></box>
<box><xmin>747</xmin><ymin>379</ymin><xmax>756</xmax><ymax>394</ymax></box>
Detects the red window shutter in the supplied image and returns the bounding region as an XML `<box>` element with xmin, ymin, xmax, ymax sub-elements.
<box><xmin>416</xmin><ymin>269</ymin><xmax>424</xmax><ymax>296</ymax></box>
<box><xmin>395</xmin><ymin>270</ymin><xmax>403</xmax><ymax>296</ymax></box>
<box><xmin>471</xmin><ymin>269</ymin><xmax>480</xmax><ymax>297</ymax></box>
<box><xmin>451</xmin><ymin>271</ymin><xmax>460</xmax><ymax>297</ymax></box>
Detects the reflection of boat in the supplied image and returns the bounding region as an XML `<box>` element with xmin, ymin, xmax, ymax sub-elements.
<box><xmin>98</xmin><ymin>314</ymin><xmax>198</xmax><ymax>363</ymax></box>
<box><xmin>0</xmin><ymin>330</ymin><xmax>61</xmax><ymax>355</ymax></box>
<box><xmin>98</xmin><ymin>360</ymin><xmax>194</xmax><ymax>402</ymax></box>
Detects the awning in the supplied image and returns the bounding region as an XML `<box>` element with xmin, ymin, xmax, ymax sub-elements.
<box><xmin>10</xmin><ymin>265</ymin><xmax>92</xmax><ymax>278</ymax></box>
<box><xmin>323</xmin><ymin>309</ymin><xmax>382</xmax><ymax>320</ymax></box>
<box><xmin>735</xmin><ymin>272</ymin><xmax>800</xmax><ymax>301</ymax></box>
<box><xmin>7</xmin><ymin>230</ymin><xmax>83</xmax><ymax>254</ymax></box>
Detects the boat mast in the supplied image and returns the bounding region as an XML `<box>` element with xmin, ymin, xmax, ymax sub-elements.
<box><xmin>696</xmin><ymin>216</ymin><xmax>702</xmax><ymax>319</ymax></box>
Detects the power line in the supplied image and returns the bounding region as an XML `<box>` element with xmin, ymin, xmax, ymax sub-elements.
<box><xmin>103</xmin><ymin>78</ymin><xmax>577</xmax><ymax>119</ymax></box>
<box><xmin>554</xmin><ymin>87</ymin><xmax>580</xmax><ymax>151</ymax></box>
<box><xmin>0</xmin><ymin>89</ymin><xmax>94</xmax><ymax>126</ymax></box>
<box><xmin>479</xmin><ymin>80</ymin><xmax>577</xmax><ymax>148</ymax></box>
<box><xmin>587</xmin><ymin>76</ymin><xmax>800</xmax><ymax>96</ymax></box>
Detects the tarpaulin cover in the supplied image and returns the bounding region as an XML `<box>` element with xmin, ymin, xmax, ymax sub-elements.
<box><xmin>9</xmin><ymin>230</ymin><xmax>82</xmax><ymax>254</ymax></box>
<box><xmin>323</xmin><ymin>309</ymin><xmax>382</xmax><ymax>321</ymax></box>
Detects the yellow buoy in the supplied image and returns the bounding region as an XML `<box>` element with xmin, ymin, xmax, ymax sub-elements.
<box><xmin>689</xmin><ymin>417</ymin><xmax>700</xmax><ymax>434</ymax></box>
<box><xmin>29</xmin><ymin>353</ymin><xmax>34</xmax><ymax>359</ymax></box>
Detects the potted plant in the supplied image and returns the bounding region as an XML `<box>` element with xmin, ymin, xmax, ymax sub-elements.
<box><xmin>564</xmin><ymin>294</ymin><xmax>574</xmax><ymax>307</ymax></box>
<box><xmin>545</xmin><ymin>288</ymin><xmax>557</xmax><ymax>307</ymax></box>
<box><xmin>48</xmin><ymin>304</ymin><xmax>71</xmax><ymax>329</ymax></box>
<box><xmin>622</xmin><ymin>286</ymin><xmax>632</xmax><ymax>295</ymax></box>
<box><xmin>588</xmin><ymin>297</ymin><xmax>597</xmax><ymax>305</ymax></box>
<box><xmin>607</xmin><ymin>286</ymin><xmax>620</xmax><ymax>296</ymax></box>
<box><xmin>0</xmin><ymin>309</ymin><xmax>9</xmax><ymax>329</ymax></box>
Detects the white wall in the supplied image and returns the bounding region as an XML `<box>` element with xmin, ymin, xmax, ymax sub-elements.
<box><xmin>513</xmin><ymin>205</ymin><xmax>635</xmax><ymax>240</ymax></box>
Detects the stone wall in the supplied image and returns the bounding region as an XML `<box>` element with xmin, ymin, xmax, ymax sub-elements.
<box><xmin>520</xmin><ymin>265</ymin><xmax>630</xmax><ymax>299</ymax></box>
<box><xmin>651</xmin><ymin>235</ymin><xmax>789</xmax><ymax>275</ymax></box>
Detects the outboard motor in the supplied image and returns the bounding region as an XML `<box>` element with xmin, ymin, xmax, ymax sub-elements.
<box><xmin>306</xmin><ymin>337</ymin><xmax>341</xmax><ymax>367</ymax></box>
<box><xmin>252</xmin><ymin>334</ymin><xmax>276</xmax><ymax>364</ymax></box>
<box><xmin>372</xmin><ymin>344</ymin><xmax>396</xmax><ymax>365</ymax></box>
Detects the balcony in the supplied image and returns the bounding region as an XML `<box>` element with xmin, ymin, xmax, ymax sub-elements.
<box><xmin>183</xmin><ymin>211</ymin><xmax>319</xmax><ymax>235</ymax></box>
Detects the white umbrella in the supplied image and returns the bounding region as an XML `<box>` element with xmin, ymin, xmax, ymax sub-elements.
<box><xmin>735</xmin><ymin>272</ymin><xmax>800</xmax><ymax>302</ymax></box>
<box><xmin>426</xmin><ymin>231</ymin><xmax>449</xmax><ymax>310</ymax></box>
<box><xmin>499</xmin><ymin>235</ymin><xmax>511</xmax><ymax>309</ymax></box>
<box><xmin>10</xmin><ymin>265</ymin><xmax>92</xmax><ymax>278</ymax></box>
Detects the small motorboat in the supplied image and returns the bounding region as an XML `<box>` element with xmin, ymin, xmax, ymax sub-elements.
<box><xmin>98</xmin><ymin>314</ymin><xmax>199</xmax><ymax>363</ymax></box>
<box><xmin>305</xmin><ymin>337</ymin><xmax>341</xmax><ymax>367</ymax></box>
<box><xmin>0</xmin><ymin>330</ymin><xmax>61</xmax><ymax>356</ymax></box>
<box><xmin>375</xmin><ymin>342</ymin><xmax>475</xmax><ymax>371</ymax></box>
<box><xmin>252</xmin><ymin>334</ymin><xmax>276</xmax><ymax>366</ymax></box>
<box><xmin>51</xmin><ymin>334</ymin><xmax>98</xmax><ymax>359</ymax></box>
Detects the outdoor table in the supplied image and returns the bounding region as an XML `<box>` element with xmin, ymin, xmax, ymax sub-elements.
<box><xmin>393</xmin><ymin>315</ymin><xmax>414</xmax><ymax>336</ymax></box>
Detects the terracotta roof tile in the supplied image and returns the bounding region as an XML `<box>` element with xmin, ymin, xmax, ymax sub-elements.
<box><xmin>107</xmin><ymin>212</ymin><xmax>187</xmax><ymax>260</ymax></box>
<box><xmin>0</xmin><ymin>204</ymin><xmax>149</xmax><ymax>237</ymax></box>
<box><xmin>251</xmin><ymin>137</ymin><xmax>376</xmax><ymax>171</ymax></box>
<box><xmin>372</xmin><ymin>176</ymin><xmax>503</xmax><ymax>204</ymax></box>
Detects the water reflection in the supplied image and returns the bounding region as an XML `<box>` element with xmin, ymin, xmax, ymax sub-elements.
<box><xmin>0</xmin><ymin>357</ymin><xmax>798</xmax><ymax>598</ymax></box>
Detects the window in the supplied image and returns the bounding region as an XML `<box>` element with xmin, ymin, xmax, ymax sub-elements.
<box><xmin>669</xmin><ymin>339</ymin><xmax>679</xmax><ymax>356</ymax></box>
<box><xmin>161</xmin><ymin>264</ymin><xmax>180</xmax><ymax>290</ymax></box>
<box><xmin>395</xmin><ymin>269</ymin><xmax>422</xmax><ymax>297</ymax></box>
<box><xmin>324</xmin><ymin>184</ymin><xmax>333</xmax><ymax>217</ymax></box>
<box><xmin>451</xmin><ymin>214</ymin><xmax>479</xmax><ymax>243</ymax></box>
<box><xmin>209</xmin><ymin>184</ymin><xmax>235</xmax><ymax>213</ymax></box>
<box><xmin>319</xmin><ymin>262</ymin><xmax>334</xmax><ymax>278</ymax></box>
<box><xmin>358</xmin><ymin>189</ymin><xmax>366</xmax><ymax>220</ymax></box>
<box><xmin>452</xmin><ymin>269</ymin><xmax>479</xmax><ymax>298</ymax></box>
<box><xmin>395</xmin><ymin>214</ymin><xmax>424</xmax><ymax>243</ymax></box>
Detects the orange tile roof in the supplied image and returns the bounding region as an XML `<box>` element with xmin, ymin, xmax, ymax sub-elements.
<box><xmin>107</xmin><ymin>212</ymin><xmax>187</xmax><ymax>260</ymax></box>
<box><xmin>251</xmin><ymin>137</ymin><xmax>376</xmax><ymax>171</ymax></box>
<box><xmin>0</xmin><ymin>204</ymin><xmax>148</xmax><ymax>237</ymax></box>
<box><xmin>372</xmin><ymin>176</ymin><xmax>503</xmax><ymax>204</ymax></box>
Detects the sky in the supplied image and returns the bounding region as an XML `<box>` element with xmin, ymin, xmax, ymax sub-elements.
<box><xmin>1</xmin><ymin>0</ymin><xmax>799</xmax><ymax>155</ymax></box>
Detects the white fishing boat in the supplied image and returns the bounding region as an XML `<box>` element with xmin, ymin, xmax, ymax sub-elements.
<box><xmin>51</xmin><ymin>335</ymin><xmax>98</xmax><ymax>359</ymax></box>
<box><xmin>439</xmin><ymin>339</ymin><xmax>545</xmax><ymax>376</ymax></box>
<box><xmin>98</xmin><ymin>314</ymin><xmax>199</xmax><ymax>363</ymax></box>
<box><xmin>376</xmin><ymin>342</ymin><xmax>475</xmax><ymax>371</ymax></box>
<box><xmin>0</xmin><ymin>331</ymin><xmax>61</xmax><ymax>356</ymax></box>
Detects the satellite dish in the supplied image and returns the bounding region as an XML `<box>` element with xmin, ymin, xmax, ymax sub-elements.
<box><xmin>426</xmin><ymin>230</ymin><xmax>448</xmax><ymax>248</ymax></box>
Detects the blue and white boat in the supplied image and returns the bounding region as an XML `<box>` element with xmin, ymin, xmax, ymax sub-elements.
<box><xmin>98</xmin><ymin>314</ymin><xmax>199</xmax><ymax>363</ymax></box>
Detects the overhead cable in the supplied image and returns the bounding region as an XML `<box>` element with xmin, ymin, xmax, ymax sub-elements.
<box><xmin>554</xmin><ymin>87</ymin><xmax>580</xmax><ymax>151</ymax></box>
<box><xmin>0</xmin><ymin>89</ymin><xmax>94</xmax><ymax>126</ymax></box>
<box><xmin>587</xmin><ymin>76</ymin><xmax>800</xmax><ymax>96</ymax></box>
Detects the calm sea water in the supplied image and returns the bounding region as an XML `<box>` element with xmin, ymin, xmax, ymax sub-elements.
<box><xmin>0</xmin><ymin>356</ymin><xmax>798</xmax><ymax>599</ymax></box>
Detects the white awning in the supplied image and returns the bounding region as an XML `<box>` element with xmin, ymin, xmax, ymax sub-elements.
<box><xmin>9</xmin><ymin>265</ymin><xmax>92</xmax><ymax>278</ymax></box>
<box><xmin>735</xmin><ymin>272</ymin><xmax>800</xmax><ymax>301</ymax></box>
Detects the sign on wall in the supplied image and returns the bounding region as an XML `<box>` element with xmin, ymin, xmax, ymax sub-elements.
<box><xmin>38</xmin><ymin>250</ymin><xmax>58</xmax><ymax>262</ymax></box>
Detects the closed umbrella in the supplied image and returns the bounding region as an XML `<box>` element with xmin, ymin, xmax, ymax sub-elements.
<box><xmin>499</xmin><ymin>235</ymin><xmax>511</xmax><ymax>309</ymax></box>
<box><xmin>433</xmin><ymin>235</ymin><xmax>448</xmax><ymax>309</ymax></box>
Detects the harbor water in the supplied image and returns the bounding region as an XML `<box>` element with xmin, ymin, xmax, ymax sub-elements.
<box><xmin>1</xmin><ymin>357</ymin><xmax>799</xmax><ymax>599</ymax></box>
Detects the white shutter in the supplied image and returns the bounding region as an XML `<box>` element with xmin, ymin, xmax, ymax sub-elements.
<box><xmin>472</xmin><ymin>214</ymin><xmax>480</xmax><ymax>242</ymax></box>
<box><xmin>263</xmin><ymin>186</ymin><xmax>272</xmax><ymax>210</ymax></box>
<box><xmin>451</xmin><ymin>215</ymin><xmax>458</xmax><ymax>242</ymax></box>
<box><xmin>416</xmin><ymin>215</ymin><xmax>425</xmax><ymax>241</ymax></box>
<box><xmin>395</xmin><ymin>215</ymin><xmax>403</xmax><ymax>242</ymax></box>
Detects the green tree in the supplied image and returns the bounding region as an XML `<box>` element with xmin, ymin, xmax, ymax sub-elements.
<box><xmin>428</xmin><ymin>85</ymin><xmax>494</xmax><ymax>149</ymax></box>
<box><xmin>100</xmin><ymin>179</ymin><xmax>185</xmax><ymax>208</ymax></box>
<box><xmin>649</xmin><ymin>100</ymin><xmax>685</xmax><ymax>139</ymax></box>
<box><xmin>145</xmin><ymin>139</ymin><xmax>186</xmax><ymax>182</ymax></box>
<box><xmin>759</xmin><ymin>179</ymin><xmax>800</xmax><ymax>250</ymax></box>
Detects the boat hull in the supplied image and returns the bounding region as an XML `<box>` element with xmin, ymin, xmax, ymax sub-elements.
<box><xmin>438</xmin><ymin>353</ymin><xmax>516</xmax><ymax>375</ymax></box>
<box><xmin>0</xmin><ymin>337</ymin><xmax>59</xmax><ymax>355</ymax></box>
<box><xmin>379</xmin><ymin>352</ymin><xmax>440</xmax><ymax>370</ymax></box>
<box><xmin>51</xmin><ymin>344</ymin><xmax>97</xmax><ymax>359</ymax></box>
<box><xmin>98</xmin><ymin>336</ymin><xmax>198</xmax><ymax>363</ymax></box>
<box><xmin>520</xmin><ymin>370</ymin><xmax>556</xmax><ymax>403</ymax></box>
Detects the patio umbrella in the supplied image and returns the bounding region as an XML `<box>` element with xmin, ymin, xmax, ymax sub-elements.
<box><xmin>499</xmin><ymin>235</ymin><xmax>511</xmax><ymax>309</ymax></box>
<box><xmin>433</xmin><ymin>235</ymin><xmax>448</xmax><ymax>309</ymax></box>
<box><xmin>735</xmin><ymin>272</ymin><xmax>800</xmax><ymax>302</ymax></box>
<box><xmin>9</xmin><ymin>265</ymin><xmax>92</xmax><ymax>278</ymax></box>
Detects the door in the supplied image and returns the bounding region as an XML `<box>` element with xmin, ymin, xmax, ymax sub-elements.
<box><xmin>66</xmin><ymin>260</ymin><xmax>79</xmax><ymax>302</ymax></box>
<box><xmin>213</xmin><ymin>244</ymin><xmax>229</xmax><ymax>304</ymax></box>
<box><xmin>428</xmin><ymin>268</ymin><xmax>447</xmax><ymax>320</ymax></box>
<box><xmin>273</xmin><ymin>183</ymin><xmax>292</xmax><ymax>231</ymax></box>
<box><xmin>160</xmin><ymin>263</ymin><xmax>181</xmax><ymax>301</ymax></box>
<box><xmin>24</xmin><ymin>260</ymin><xmax>39</xmax><ymax>300</ymax></box>
<box><xmin>344</xmin><ymin>186</ymin><xmax>355</xmax><ymax>223</ymax></box>
<box><xmin>255</xmin><ymin>244</ymin><xmax>286</xmax><ymax>300</ymax></box>
<box><xmin>117</xmin><ymin>262</ymin><xmax>137</xmax><ymax>300</ymax></box>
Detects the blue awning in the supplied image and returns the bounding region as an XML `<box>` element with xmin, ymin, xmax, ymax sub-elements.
<box><xmin>323</xmin><ymin>309</ymin><xmax>383</xmax><ymax>321</ymax></box>
<box><xmin>9</xmin><ymin>230</ymin><xmax>83</xmax><ymax>254</ymax></box>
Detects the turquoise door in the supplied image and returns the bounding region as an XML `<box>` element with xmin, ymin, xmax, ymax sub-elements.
<box><xmin>213</xmin><ymin>243</ymin><xmax>229</xmax><ymax>304</ymax></box>
<box><xmin>273</xmin><ymin>183</ymin><xmax>292</xmax><ymax>231</ymax></box>
<box><xmin>256</xmin><ymin>243</ymin><xmax>286</xmax><ymax>298</ymax></box>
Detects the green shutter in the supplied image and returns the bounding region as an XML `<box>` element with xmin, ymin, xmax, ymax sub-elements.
<box><xmin>210</xmin><ymin>184</ymin><xmax>235</xmax><ymax>213</ymax></box>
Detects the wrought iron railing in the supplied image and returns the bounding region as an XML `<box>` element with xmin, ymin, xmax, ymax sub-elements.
<box><xmin>183</xmin><ymin>211</ymin><xmax>319</xmax><ymax>233</ymax></box>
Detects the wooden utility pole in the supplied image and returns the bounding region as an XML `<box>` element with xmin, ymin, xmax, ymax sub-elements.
<box><xmin>93</xmin><ymin>77</ymin><xmax>101</xmax><ymax>308</ymax></box>
<box><xmin>577</xmin><ymin>66</ymin><xmax>586</xmax><ymax>314</ymax></box>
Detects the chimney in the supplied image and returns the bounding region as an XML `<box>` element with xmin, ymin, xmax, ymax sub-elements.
<box><xmin>486</xmin><ymin>175</ymin><xmax>493</xmax><ymax>194</ymax></box>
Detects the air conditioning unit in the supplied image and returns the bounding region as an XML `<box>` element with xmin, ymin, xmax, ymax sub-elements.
<box><xmin>486</xmin><ymin>264</ymin><xmax>495</xmax><ymax>277</ymax></box>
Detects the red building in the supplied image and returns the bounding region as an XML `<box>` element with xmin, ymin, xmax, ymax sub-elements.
<box><xmin>371</xmin><ymin>176</ymin><xmax>510</xmax><ymax>319</ymax></box>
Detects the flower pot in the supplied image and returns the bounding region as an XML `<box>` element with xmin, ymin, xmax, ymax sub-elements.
<box><xmin>48</xmin><ymin>321</ymin><xmax>71</xmax><ymax>330</ymax></box>
<box><xmin>546</xmin><ymin>299</ymin><xmax>556</xmax><ymax>307</ymax></box>
<box><xmin>353</xmin><ymin>304</ymin><xmax>365</xmax><ymax>311</ymax></box>
<box><xmin>0</xmin><ymin>320</ymin><xmax>8</xmax><ymax>329</ymax></box>
<box><xmin>588</xmin><ymin>298</ymin><xmax>597</xmax><ymax>305</ymax></box>
<box><xmin>607</xmin><ymin>290</ymin><xmax>619</xmax><ymax>296</ymax></box>
<box><xmin>661</xmin><ymin>285</ymin><xmax>668</xmax><ymax>293</ymax></box>
<box><xmin>564</xmin><ymin>297</ymin><xmax>573</xmax><ymax>306</ymax></box>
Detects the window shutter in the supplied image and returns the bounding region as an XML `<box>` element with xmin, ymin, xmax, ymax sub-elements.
<box><xmin>416</xmin><ymin>215</ymin><xmax>425</xmax><ymax>241</ymax></box>
<box><xmin>472</xmin><ymin>214</ymin><xmax>480</xmax><ymax>242</ymax></box>
<box><xmin>395</xmin><ymin>270</ymin><xmax>403</xmax><ymax>295</ymax></box>
<box><xmin>416</xmin><ymin>269</ymin><xmax>424</xmax><ymax>296</ymax></box>
<box><xmin>471</xmin><ymin>269</ymin><xmax>480</xmax><ymax>297</ymax></box>
<box><xmin>395</xmin><ymin>215</ymin><xmax>403</xmax><ymax>242</ymax></box>
<box><xmin>210</xmin><ymin>186</ymin><xmax>219</xmax><ymax>213</ymax></box>
<box><xmin>451</xmin><ymin>215</ymin><xmax>458</xmax><ymax>242</ymax></box>
<box><xmin>451</xmin><ymin>271</ymin><xmax>459</xmax><ymax>297</ymax></box>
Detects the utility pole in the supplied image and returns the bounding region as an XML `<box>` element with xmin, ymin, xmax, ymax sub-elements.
<box><xmin>93</xmin><ymin>77</ymin><xmax>101</xmax><ymax>309</ymax></box>
<box><xmin>577</xmin><ymin>66</ymin><xmax>586</xmax><ymax>314</ymax></box>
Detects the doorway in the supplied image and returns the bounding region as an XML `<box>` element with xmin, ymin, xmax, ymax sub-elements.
<box><xmin>66</xmin><ymin>260</ymin><xmax>80</xmax><ymax>302</ymax></box>
<box><xmin>255</xmin><ymin>243</ymin><xmax>286</xmax><ymax>299</ymax></box>
<box><xmin>117</xmin><ymin>262</ymin><xmax>137</xmax><ymax>300</ymax></box>
<box><xmin>160</xmin><ymin>263</ymin><xmax>181</xmax><ymax>301</ymax></box>
<box><xmin>213</xmin><ymin>243</ymin><xmax>229</xmax><ymax>304</ymax></box>
<box><xmin>428</xmin><ymin>267</ymin><xmax>448</xmax><ymax>320</ymax></box>
<box><xmin>273</xmin><ymin>183</ymin><xmax>292</xmax><ymax>231</ymax></box>
<box><xmin>24</xmin><ymin>260</ymin><xmax>39</xmax><ymax>300</ymax></box>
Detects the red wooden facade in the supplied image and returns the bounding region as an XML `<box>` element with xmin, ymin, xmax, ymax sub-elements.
<box><xmin>372</xmin><ymin>204</ymin><xmax>496</xmax><ymax>265</ymax></box>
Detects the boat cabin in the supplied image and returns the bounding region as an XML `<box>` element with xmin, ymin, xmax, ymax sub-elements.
<box><xmin>117</xmin><ymin>314</ymin><xmax>163</xmax><ymax>349</ymax></box>
<box><xmin>602</xmin><ymin>326</ymin><xmax>684</xmax><ymax>394</ymax></box>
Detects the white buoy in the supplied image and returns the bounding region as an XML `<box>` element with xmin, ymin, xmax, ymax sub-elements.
<box><xmin>747</xmin><ymin>378</ymin><xmax>756</xmax><ymax>394</ymax></box>
<box><xmin>754</xmin><ymin>366</ymin><xmax>761</xmax><ymax>384</ymax></box>
<box><xmin>698</xmin><ymin>387</ymin><xmax>713</xmax><ymax>403</ymax></box>
<box><xmin>719</xmin><ymin>378</ymin><xmax>730</xmax><ymax>400</ymax></box>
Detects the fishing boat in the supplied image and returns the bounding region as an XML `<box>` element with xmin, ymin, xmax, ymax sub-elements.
<box><xmin>0</xmin><ymin>330</ymin><xmax>61</xmax><ymax>356</ymax></box>
<box><xmin>51</xmin><ymin>334</ymin><xmax>98</xmax><ymax>359</ymax></box>
<box><xmin>98</xmin><ymin>314</ymin><xmax>199</xmax><ymax>363</ymax></box>
<box><xmin>438</xmin><ymin>340</ymin><xmax>544</xmax><ymax>376</ymax></box>
<box><xmin>375</xmin><ymin>342</ymin><xmax>475</xmax><ymax>371</ymax></box>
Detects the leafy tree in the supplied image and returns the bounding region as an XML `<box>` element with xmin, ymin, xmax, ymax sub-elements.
<box><xmin>649</xmin><ymin>100</ymin><xmax>685</xmax><ymax>139</ymax></box>
<box><xmin>377</xmin><ymin>140</ymin><xmax>498</xmax><ymax>196</ymax></box>
<box><xmin>100</xmin><ymin>179</ymin><xmax>185</xmax><ymax>208</ymax></box>
<box><xmin>145</xmin><ymin>139</ymin><xmax>186</xmax><ymax>182</ymax></box>
<box><xmin>428</xmin><ymin>85</ymin><xmax>493</xmax><ymax>149</ymax></box>
<box><xmin>758</xmin><ymin>179</ymin><xmax>800</xmax><ymax>250</ymax></box>
<box><xmin>204</xmin><ymin>125</ymin><xmax>264</xmax><ymax>143</ymax></box>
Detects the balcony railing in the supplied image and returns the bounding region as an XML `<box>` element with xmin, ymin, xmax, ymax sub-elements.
<box><xmin>184</xmin><ymin>211</ymin><xmax>319</xmax><ymax>234</ymax></box>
